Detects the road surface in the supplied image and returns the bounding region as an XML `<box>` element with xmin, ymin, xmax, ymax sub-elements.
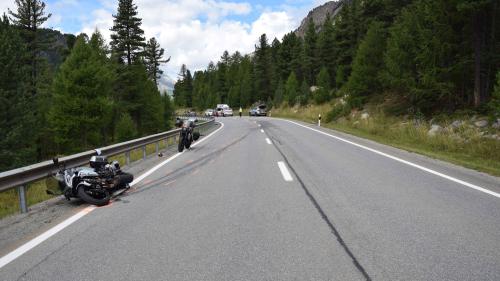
<box><xmin>1</xmin><ymin>117</ymin><xmax>500</xmax><ymax>280</ymax></box>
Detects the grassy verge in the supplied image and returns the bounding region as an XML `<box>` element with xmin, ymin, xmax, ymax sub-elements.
<box><xmin>0</xmin><ymin>137</ymin><xmax>178</xmax><ymax>219</ymax></box>
<box><xmin>271</xmin><ymin>104</ymin><xmax>500</xmax><ymax>177</ymax></box>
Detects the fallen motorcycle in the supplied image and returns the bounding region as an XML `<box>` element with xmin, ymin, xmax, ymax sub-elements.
<box><xmin>175</xmin><ymin>118</ymin><xmax>200</xmax><ymax>152</ymax></box>
<box><xmin>52</xmin><ymin>150</ymin><xmax>133</xmax><ymax>206</ymax></box>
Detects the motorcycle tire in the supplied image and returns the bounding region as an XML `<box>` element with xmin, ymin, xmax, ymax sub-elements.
<box><xmin>178</xmin><ymin>138</ymin><xmax>185</xmax><ymax>152</ymax></box>
<box><xmin>77</xmin><ymin>184</ymin><xmax>111</xmax><ymax>206</ymax></box>
<box><xmin>185</xmin><ymin>139</ymin><xmax>192</xmax><ymax>149</ymax></box>
<box><xmin>193</xmin><ymin>131</ymin><xmax>200</xmax><ymax>141</ymax></box>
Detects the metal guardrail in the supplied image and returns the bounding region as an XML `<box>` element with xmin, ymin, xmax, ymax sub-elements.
<box><xmin>0</xmin><ymin>117</ymin><xmax>216</xmax><ymax>213</ymax></box>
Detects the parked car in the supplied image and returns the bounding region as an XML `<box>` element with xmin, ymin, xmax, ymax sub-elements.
<box><xmin>215</xmin><ymin>107</ymin><xmax>224</xmax><ymax>117</ymax></box>
<box><xmin>185</xmin><ymin>110</ymin><xmax>197</xmax><ymax>117</ymax></box>
<box><xmin>204</xmin><ymin>109</ymin><xmax>214</xmax><ymax>116</ymax></box>
<box><xmin>223</xmin><ymin>108</ymin><xmax>233</xmax><ymax>116</ymax></box>
<box><xmin>249</xmin><ymin>104</ymin><xmax>267</xmax><ymax>116</ymax></box>
<box><xmin>217</xmin><ymin>104</ymin><xmax>230</xmax><ymax>110</ymax></box>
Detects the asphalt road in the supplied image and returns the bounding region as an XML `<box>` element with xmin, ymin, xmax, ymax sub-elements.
<box><xmin>1</xmin><ymin>117</ymin><xmax>500</xmax><ymax>280</ymax></box>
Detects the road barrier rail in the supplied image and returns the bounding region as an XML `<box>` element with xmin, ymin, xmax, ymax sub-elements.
<box><xmin>0</xmin><ymin>117</ymin><xmax>216</xmax><ymax>213</ymax></box>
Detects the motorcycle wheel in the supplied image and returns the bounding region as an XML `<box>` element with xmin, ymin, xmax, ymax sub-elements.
<box><xmin>77</xmin><ymin>184</ymin><xmax>111</xmax><ymax>206</ymax></box>
<box><xmin>178</xmin><ymin>138</ymin><xmax>185</xmax><ymax>152</ymax></box>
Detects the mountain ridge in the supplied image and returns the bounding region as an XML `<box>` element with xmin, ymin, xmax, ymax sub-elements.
<box><xmin>295</xmin><ymin>1</ymin><xmax>344</xmax><ymax>37</ymax></box>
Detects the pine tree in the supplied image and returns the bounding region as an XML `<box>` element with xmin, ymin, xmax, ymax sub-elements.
<box><xmin>489</xmin><ymin>71</ymin><xmax>500</xmax><ymax>114</ymax></box>
<box><xmin>274</xmin><ymin>79</ymin><xmax>285</xmax><ymax>106</ymax></box>
<box><xmin>139</xmin><ymin>79</ymin><xmax>163</xmax><ymax>134</ymax></box>
<box><xmin>115</xmin><ymin>112</ymin><xmax>137</xmax><ymax>142</ymax></box>
<box><xmin>49</xmin><ymin>34</ymin><xmax>114</xmax><ymax>153</ymax></box>
<box><xmin>0</xmin><ymin>15</ymin><xmax>35</xmax><ymax>171</ymax></box>
<box><xmin>345</xmin><ymin>21</ymin><xmax>387</xmax><ymax>108</ymax></box>
<box><xmin>173</xmin><ymin>64</ymin><xmax>188</xmax><ymax>106</ymax></box>
<box><xmin>110</xmin><ymin>0</ymin><xmax>145</xmax><ymax>65</ymax></box>
<box><xmin>162</xmin><ymin>93</ymin><xmax>175</xmax><ymax>129</ymax></box>
<box><xmin>9</xmin><ymin>0</ymin><xmax>51</xmax><ymax>97</ymax></box>
<box><xmin>384</xmin><ymin>0</ymin><xmax>460</xmax><ymax>114</ymax></box>
<box><xmin>300</xmin><ymin>79</ymin><xmax>310</xmax><ymax>105</ymax></box>
<box><xmin>333</xmin><ymin>0</ymin><xmax>363</xmax><ymax>88</ymax></box>
<box><xmin>317</xmin><ymin>14</ymin><xmax>336</xmax><ymax>87</ymax></box>
<box><xmin>240</xmin><ymin>56</ymin><xmax>254</xmax><ymax>106</ymax></box>
<box><xmin>254</xmin><ymin>34</ymin><xmax>273</xmax><ymax>102</ymax></box>
<box><xmin>456</xmin><ymin>0</ymin><xmax>500</xmax><ymax>107</ymax></box>
<box><xmin>285</xmin><ymin>72</ymin><xmax>299</xmax><ymax>106</ymax></box>
<box><xmin>144</xmin><ymin>37</ymin><xmax>170</xmax><ymax>85</ymax></box>
<box><xmin>314</xmin><ymin>67</ymin><xmax>331</xmax><ymax>104</ymax></box>
<box><xmin>303</xmin><ymin>18</ymin><xmax>318</xmax><ymax>85</ymax></box>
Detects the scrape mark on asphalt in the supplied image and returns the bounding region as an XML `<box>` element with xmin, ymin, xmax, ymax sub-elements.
<box><xmin>128</xmin><ymin>129</ymin><xmax>254</xmax><ymax>195</ymax></box>
<box><xmin>267</xmin><ymin>124</ymin><xmax>372</xmax><ymax>281</ymax></box>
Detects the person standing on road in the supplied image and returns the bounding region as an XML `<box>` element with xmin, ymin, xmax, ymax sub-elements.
<box><xmin>239</xmin><ymin>107</ymin><xmax>242</xmax><ymax>118</ymax></box>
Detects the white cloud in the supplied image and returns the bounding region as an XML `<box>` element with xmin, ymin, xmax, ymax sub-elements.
<box><xmin>81</xmin><ymin>9</ymin><xmax>114</xmax><ymax>40</ymax></box>
<box><xmin>81</xmin><ymin>0</ymin><xmax>301</xmax><ymax>81</ymax></box>
<box><xmin>0</xmin><ymin>1</ymin><xmax>15</xmax><ymax>16</ymax></box>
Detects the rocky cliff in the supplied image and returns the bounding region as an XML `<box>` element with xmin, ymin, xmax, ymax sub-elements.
<box><xmin>295</xmin><ymin>1</ymin><xmax>344</xmax><ymax>38</ymax></box>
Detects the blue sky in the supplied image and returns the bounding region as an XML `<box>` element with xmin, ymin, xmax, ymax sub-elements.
<box><xmin>1</xmin><ymin>0</ymin><xmax>328</xmax><ymax>85</ymax></box>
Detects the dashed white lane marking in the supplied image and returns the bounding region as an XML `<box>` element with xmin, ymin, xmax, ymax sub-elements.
<box><xmin>284</xmin><ymin>119</ymin><xmax>500</xmax><ymax>199</ymax></box>
<box><xmin>0</xmin><ymin>122</ymin><xmax>226</xmax><ymax>269</ymax></box>
<box><xmin>278</xmin><ymin>161</ymin><xmax>293</xmax><ymax>182</ymax></box>
<box><xmin>260</xmin><ymin>129</ymin><xmax>264</xmax><ymax>133</ymax></box>
<box><xmin>266</xmin><ymin>138</ymin><xmax>272</xmax><ymax>145</ymax></box>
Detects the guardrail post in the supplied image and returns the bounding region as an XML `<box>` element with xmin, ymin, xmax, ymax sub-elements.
<box><xmin>142</xmin><ymin>146</ymin><xmax>147</xmax><ymax>160</ymax></box>
<box><xmin>125</xmin><ymin>151</ymin><xmax>130</xmax><ymax>166</ymax></box>
<box><xmin>18</xmin><ymin>185</ymin><xmax>28</xmax><ymax>213</ymax></box>
<box><xmin>155</xmin><ymin>142</ymin><xmax>159</xmax><ymax>154</ymax></box>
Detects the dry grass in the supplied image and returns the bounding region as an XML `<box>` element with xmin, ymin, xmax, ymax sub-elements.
<box><xmin>272</xmin><ymin>104</ymin><xmax>500</xmax><ymax>176</ymax></box>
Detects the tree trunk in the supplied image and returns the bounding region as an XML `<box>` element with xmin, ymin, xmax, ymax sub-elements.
<box><xmin>484</xmin><ymin>1</ymin><xmax>497</xmax><ymax>103</ymax></box>
<box><xmin>473</xmin><ymin>12</ymin><xmax>482</xmax><ymax>107</ymax></box>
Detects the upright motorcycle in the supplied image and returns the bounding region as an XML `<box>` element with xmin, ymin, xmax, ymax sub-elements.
<box><xmin>53</xmin><ymin>150</ymin><xmax>134</xmax><ymax>206</ymax></box>
<box><xmin>175</xmin><ymin>118</ymin><xmax>200</xmax><ymax>152</ymax></box>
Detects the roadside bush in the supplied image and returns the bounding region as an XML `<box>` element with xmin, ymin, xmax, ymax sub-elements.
<box><xmin>115</xmin><ymin>113</ymin><xmax>137</xmax><ymax>142</ymax></box>
<box><xmin>489</xmin><ymin>71</ymin><xmax>500</xmax><ymax>117</ymax></box>
<box><xmin>326</xmin><ymin>103</ymin><xmax>351</xmax><ymax>122</ymax></box>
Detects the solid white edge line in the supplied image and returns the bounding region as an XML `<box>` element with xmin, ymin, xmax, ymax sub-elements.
<box><xmin>266</xmin><ymin>138</ymin><xmax>272</xmax><ymax>145</ymax></box>
<box><xmin>0</xmin><ymin>122</ymin><xmax>225</xmax><ymax>269</ymax></box>
<box><xmin>278</xmin><ymin>161</ymin><xmax>293</xmax><ymax>182</ymax></box>
<box><xmin>283</xmin><ymin>119</ymin><xmax>500</xmax><ymax>199</ymax></box>
<box><xmin>0</xmin><ymin>206</ymin><xmax>95</xmax><ymax>269</ymax></box>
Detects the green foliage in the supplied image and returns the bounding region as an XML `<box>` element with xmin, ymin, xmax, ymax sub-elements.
<box><xmin>285</xmin><ymin>72</ymin><xmax>299</xmax><ymax>106</ymax></box>
<box><xmin>115</xmin><ymin>112</ymin><xmax>137</xmax><ymax>142</ymax></box>
<box><xmin>299</xmin><ymin>79</ymin><xmax>310</xmax><ymax>105</ymax></box>
<box><xmin>144</xmin><ymin>37</ymin><xmax>170</xmax><ymax>85</ymax></box>
<box><xmin>326</xmin><ymin>103</ymin><xmax>351</xmax><ymax>122</ymax></box>
<box><xmin>274</xmin><ymin>79</ymin><xmax>285</xmax><ymax>106</ymax></box>
<box><xmin>345</xmin><ymin>21</ymin><xmax>387</xmax><ymax>108</ymax></box>
<box><xmin>49</xmin><ymin>34</ymin><xmax>114</xmax><ymax>153</ymax></box>
<box><xmin>317</xmin><ymin>15</ymin><xmax>336</xmax><ymax>87</ymax></box>
<box><xmin>489</xmin><ymin>72</ymin><xmax>500</xmax><ymax>115</ymax></box>
<box><xmin>110</xmin><ymin>0</ymin><xmax>145</xmax><ymax>65</ymax></box>
<box><xmin>0</xmin><ymin>15</ymin><xmax>35</xmax><ymax>171</ymax></box>
<box><xmin>174</xmin><ymin>64</ymin><xmax>193</xmax><ymax>107</ymax></box>
<box><xmin>254</xmin><ymin>34</ymin><xmax>273</xmax><ymax>102</ymax></box>
<box><xmin>384</xmin><ymin>0</ymin><xmax>461</xmax><ymax>114</ymax></box>
<box><xmin>303</xmin><ymin>18</ymin><xmax>318</xmax><ymax>85</ymax></box>
<box><xmin>162</xmin><ymin>94</ymin><xmax>175</xmax><ymax>129</ymax></box>
<box><xmin>314</xmin><ymin>67</ymin><xmax>331</xmax><ymax>104</ymax></box>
